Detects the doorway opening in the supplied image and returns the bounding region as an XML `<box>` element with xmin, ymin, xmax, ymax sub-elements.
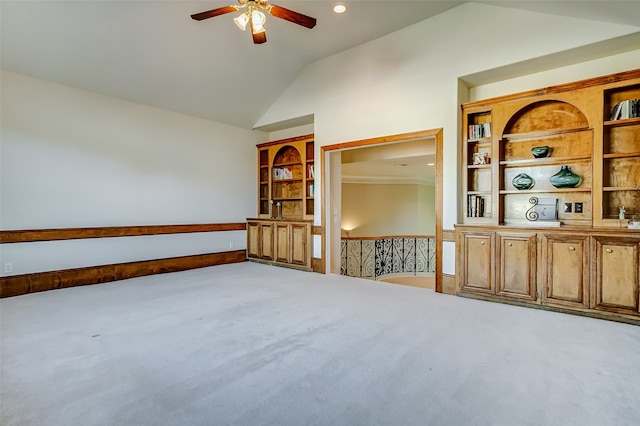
<box><xmin>321</xmin><ymin>129</ymin><xmax>444</xmax><ymax>292</ymax></box>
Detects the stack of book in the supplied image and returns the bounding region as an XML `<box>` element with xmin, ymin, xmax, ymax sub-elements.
<box><xmin>468</xmin><ymin>123</ymin><xmax>492</xmax><ymax>140</ymax></box>
<box><xmin>273</xmin><ymin>167</ymin><xmax>293</xmax><ymax>180</ymax></box>
<box><xmin>467</xmin><ymin>195</ymin><xmax>485</xmax><ymax>217</ymax></box>
<box><xmin>610</xmin><ymin>99</ymin><xmax>640</xmax><ymax>120</ymax></box>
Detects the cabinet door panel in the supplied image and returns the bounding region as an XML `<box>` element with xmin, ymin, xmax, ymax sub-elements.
<box><xmin>461</xmin><ymin>233</ymin><xmax>494</xmax><ymax>293</ymax></box>
<box><xmin>497</xmin><ymin>233</ymin><xmax>537</xmax><ymax>300</ymax></box>
<box><xmin>259</xmin><ymin>223</ymin><xmax>274</xmax><ymax>260</ymax></box>
<box><xmin>274</xmin><ymin>223</ymin><xmax>290</xmax><ymax>263</ymax></box>
<box><xmin>290</xmin><ymin>223</ymin><xmax>309</xmax><ymax>267</ymax></box>
<box><xmin>247</xmin><ymin>222</ymin><xmax>261</xmax><ymax>259</ymax></box>
<box><xmin>543</xmin><ymin>234</ymin><xmax>589</xmax><ymax>308</ymax></box>
<box><xmin>593</xmin><ymin>237</ymin><xmax>640</xmax><ymax>315</ymax></box>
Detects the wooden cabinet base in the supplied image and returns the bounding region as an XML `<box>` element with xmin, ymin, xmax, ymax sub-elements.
<box><xmin>246</xmin><ymin>218</ymin><xmax>313</xmax><ymax>271</ymax></box>
<box><xmin>456</xmin><ymin>225</ymin><xmax>640</xmax><ymax>325</ymax></box>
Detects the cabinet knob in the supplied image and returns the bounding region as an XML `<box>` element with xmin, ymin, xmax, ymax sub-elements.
<box><xmin>606</xmin><ymin>248</ymin><xmax>613</xmax><ymax>253</ymax></box>
<box><xmin>508</xmin><ymin>243</ymin><xmax>513</xmax><ymax>247</ymax></box>
<box><xmin>569</xmin><ymin>246</ymin><xmax>575</xmax><ymax>251</ymax></box>
<box><xmin>481</xmin><ymin>241</ymin><xmax>485</xmax><ymax>245</ymax></box>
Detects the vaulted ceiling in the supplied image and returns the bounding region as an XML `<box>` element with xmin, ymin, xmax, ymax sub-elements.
<box><xmin>2</xmin><ymin>1</ymin><xmax>639</xmax><ymax>130</ymax></box>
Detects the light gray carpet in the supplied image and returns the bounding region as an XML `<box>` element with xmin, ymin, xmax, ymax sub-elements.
<box><xmin>2</xmin><ymin>262</ymin><xmax>639</xmax><ymax>426</ymax></box>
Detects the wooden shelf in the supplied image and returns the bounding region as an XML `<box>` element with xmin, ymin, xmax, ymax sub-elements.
<box><xmin>467</xmin><ymin>164</ymin><xmax>492</xmax><ymax>169</ymax></box>
<box><xmin>603</xmin><ymin>186</ymin><xmax>640</xmax><ymax>192</ymax></box>
<box><xmin>603</xmin><ymin>117</ymin><xmax>640</xmax><ymax>127</ymax></box>
<box><xmin>256</xmin><ymin>135</ymin><xmax>314</xmax><ymax>219</ymax></box>
<box><xmin>273</xmin><ymin>161</ymin><xmax>301</xmax><ymax>167</ymax></box>
<box><xmin>603</xmin><ymin>152</ymin><xmax>640</xmax><ymax>159</ymax></box>
<box><xmin>500</xmin><ymin>156</ymin><xmax>592</xmax><ymax>167</ymax></box>
<box><xmin>500</xmin><ymin>188</ymin><xmax>591</xmax><ymax>195</ymax></box>
<box><xmin>502</xmin><ymin>127</ymin><xmax>590</xmax><ymax>141</ymax></box>
<box><xmin>466</xmin><ymin>137</ymin><xmax>492</xmax><ymax>144</ymax></box>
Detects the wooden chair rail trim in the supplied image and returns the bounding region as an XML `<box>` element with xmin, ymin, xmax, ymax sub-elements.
<box><xmin>0</xmin><ymin>250</ymin><xmax>246</xmax><ymax>298</ymax></box>
<box><xmin>0</xmin><ymin>223</ymin><xmax>247</xmax><ymax>244</ymax></box>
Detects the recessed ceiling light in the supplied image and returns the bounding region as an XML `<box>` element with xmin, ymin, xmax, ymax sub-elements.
<box><xmin>427</xmin><ymin>163</ymin><xmax>435</xmax><ymax>166</ymax></box>
<box><xmin>333</xmin><ymin>3</ymin><xmax>347</xmax><ymax>14</ymax></box>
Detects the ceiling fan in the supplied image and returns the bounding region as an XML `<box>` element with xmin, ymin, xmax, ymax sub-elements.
<box><xmin>191</xmin><ymin>0</ymin><xmax>317</xmax><ymax>44</ymax></box>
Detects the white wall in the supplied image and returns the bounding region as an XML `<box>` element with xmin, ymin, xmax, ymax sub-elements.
<box><xmin>0</xmin><ymin>71</ymin><xmax>265</xmax><ymax>276</ymax></box>
<box><xmin>342</xmin><ymin>183</ymin><xmax>435</xmax><ymax>237</ymax></box>
<box><xmin>255</xmin><ymin>2</ymin><xmax>640</xmax><ymax>271</ymax></box>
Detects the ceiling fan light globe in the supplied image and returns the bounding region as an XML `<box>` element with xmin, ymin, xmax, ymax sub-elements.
<box><xmin>251</xmin><ymin>10</ymin><xmax>266</xmax><ymax>26</ymax></box>
<box><xmin>234</xmin><ymin>13</ymin><xmax>249</xmax><ymax>31</ymax></box>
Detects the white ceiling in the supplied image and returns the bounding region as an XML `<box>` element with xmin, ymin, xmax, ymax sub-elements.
<box><xmin>341</xmin><ymin>138</ymin><xmax>436</xmax><ymax>186</ymax></box>
<box><xmin>2</xmin><ymin>1</ymin><xmax>639</xmax><ymax>183</ymax></box>
<box><xmin>3</xmin><ymin>1</ymin><xmax>639</xmax><ymax>130</ymax></box>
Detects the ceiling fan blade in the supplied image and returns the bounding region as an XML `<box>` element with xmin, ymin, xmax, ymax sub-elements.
<box><xmin>266</xmin><ymin>4</ymin><xmax>316</xmax><ymax>29</ymax></box>
<box><xmin>191</xmin><ymin>5</ymin><xmax>239</xmax><ymax>21</ymax></box>
<box><xmin>252</xmin><ymin>31</ymin><xmax>267</xmax><ymax>44</ymax></box>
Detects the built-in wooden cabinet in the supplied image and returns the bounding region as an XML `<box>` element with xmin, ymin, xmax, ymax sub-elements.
<box><xmin>462</xmin><ymin>69</ymin><xmax>640</xmax><ymax>228</ymax></box>
<box><xmin>247</xmin><ymin>219</ymin><xmax>312</xmax><ymax>271</ymax></box>
<box><xmin>456</xmin><ymin>225</ymin><xmax>640</xmax><ymax>323</ymax></box>
<box><xmin>256</xmin><ymin>134</ymin><xmax>315</xmax><ymax>219</ymax></box>
<box><xmin>457</xmin><ymin>70</ymin><xmax>640</xmax><ymax>324</ymax></box>
<box><xmin>249</xmin><ymin>135</ymin><xmax>315</xmax><ymax>271</ymax></box>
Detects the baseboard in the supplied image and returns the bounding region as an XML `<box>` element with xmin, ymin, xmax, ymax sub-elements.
<box><xmin>0</xmin><ymin>250</ymin><xmax>246</xmax><ymax>298</ymax></box>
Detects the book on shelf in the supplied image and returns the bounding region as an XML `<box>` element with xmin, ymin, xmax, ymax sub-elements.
<box><xmin>273</xmin><ymin>167</ymin><xmax>293</xmax><ymax>180</ymax></box>
<box><xmin>610</xmin><ymin>99</ymin><xmax>640</xmax><ymax>120</ymax></box>
<box><xmin>467</xmin><ymin>123</ymin><xmax>491</xmax><ymax>140</ymax></box>
<box><xmin>467</xmin><ymin>195</ymin><xmax>485</xmax><ymax>218</ymax></box>
<box><xmin>307</xmin><ymin>164</ymin><xmax>315</xmax><ymax>179</ymax></box>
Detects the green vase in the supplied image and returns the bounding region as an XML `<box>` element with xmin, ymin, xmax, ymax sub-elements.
<box><xmin>531</xmin><ymin>146</ymin><xmax>550</xmax><ymax>158</ymax></box>
<box><xmin>512</xmin><ymin>173</ymin><xmax>535</xmax><ymax>190</ymax></box>
<box><xmin>550</xmin><ymin>165</ymin><xmax>581</xmax><ymax>188</ymax></box>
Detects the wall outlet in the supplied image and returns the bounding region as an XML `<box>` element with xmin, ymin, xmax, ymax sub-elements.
<box><xmin>575</xmin><ymin>202</ymin><xmax>583</xmax><ymax>213</ymax></box>
<box><xmin>4</xmin><ymin>263</ymin><xmax>13</xmax><ymax>273</ymax></box>
<box><xmin>564</xmin><ymin>203</ymin><xmax>572</xmax><ymax>213</ymax></box>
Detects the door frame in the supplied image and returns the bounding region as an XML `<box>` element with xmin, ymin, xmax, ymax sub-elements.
<box><xmin>320</xmin><ymin>128</ymin><xmax>444</xmax><ymax>292</ymax></box>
